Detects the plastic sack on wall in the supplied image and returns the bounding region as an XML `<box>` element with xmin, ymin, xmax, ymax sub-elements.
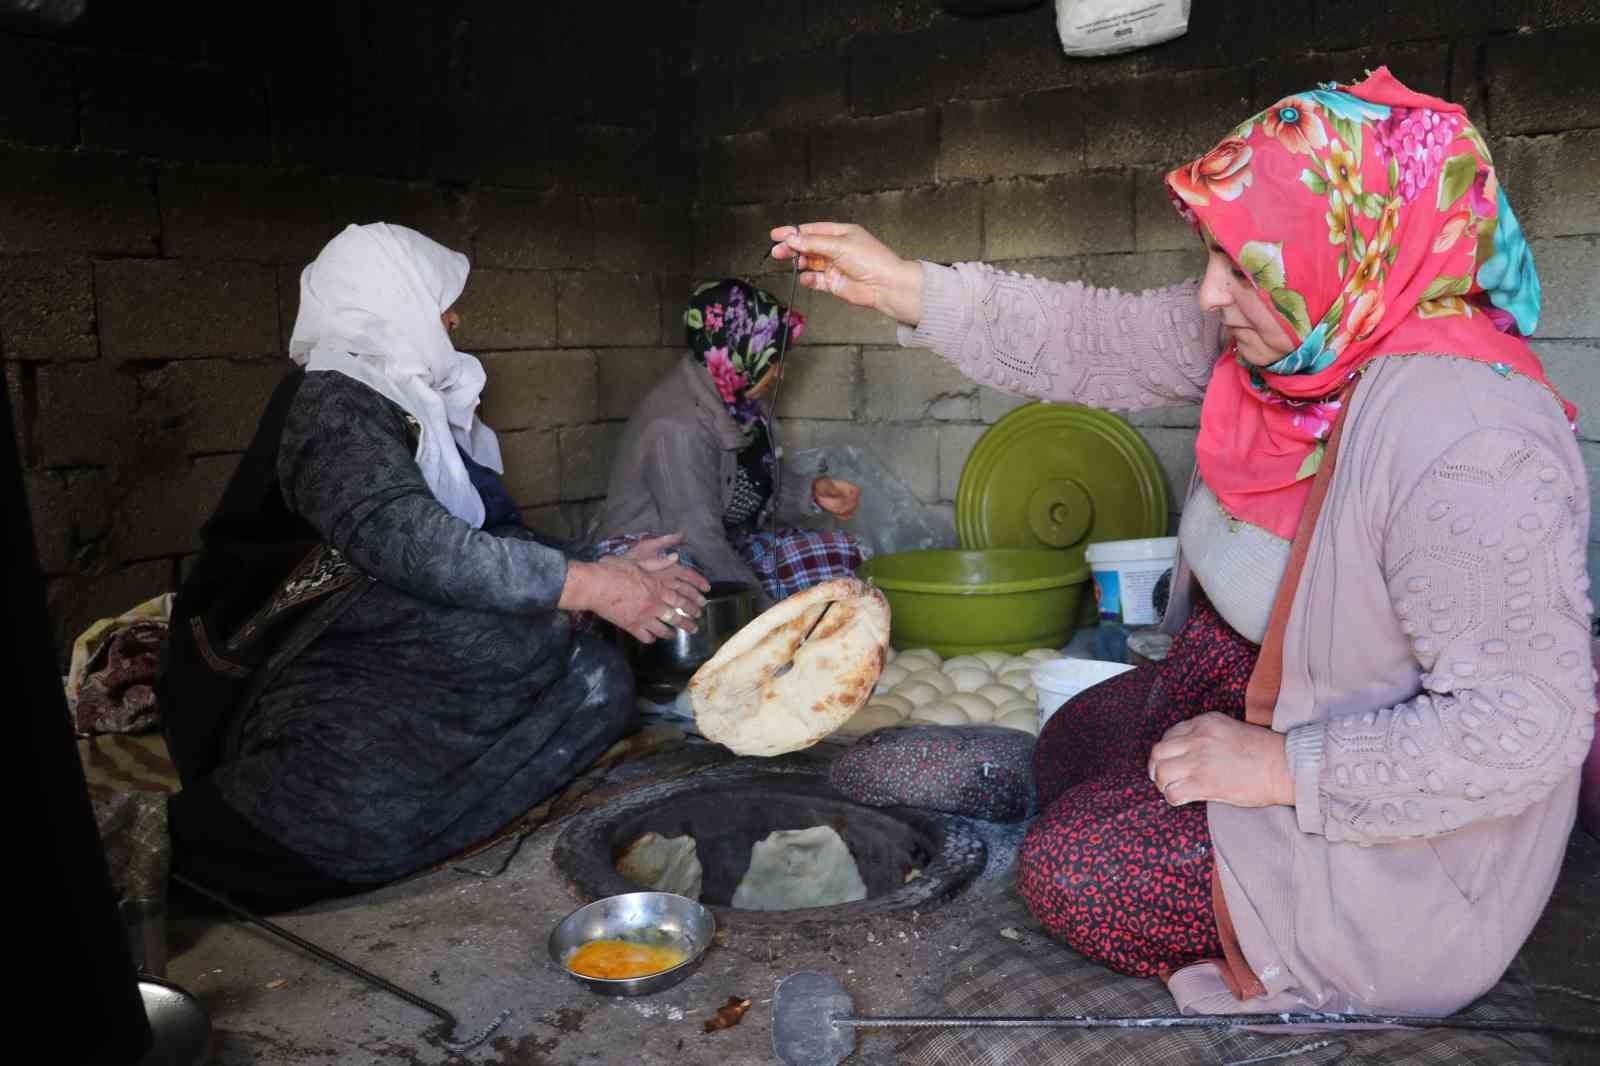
<box><xmin>1055</xmin><ymin>0</ymin><xmax>1189</xmax><ymax>57</ymax></box>
<box><xmin>784</xmin><ymin>445</ymin><xmax>958</xmax><ymax>559</ymax></box>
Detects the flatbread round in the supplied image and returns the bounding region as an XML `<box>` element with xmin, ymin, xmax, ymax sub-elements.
<box><xmin>689</xmin><ymin>577</ymin><xmax>891</xmax><ymax>756</ymax></box>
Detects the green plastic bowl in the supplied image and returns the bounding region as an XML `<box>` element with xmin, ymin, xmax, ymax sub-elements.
<box><xmin>857</xmin><ymin>549</ymin><xmax>1091</xmax><ymax>657</ymax></box>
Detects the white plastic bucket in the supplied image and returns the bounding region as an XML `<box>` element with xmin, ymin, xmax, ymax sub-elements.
<box><xmin>1032</xmin><ymin>658</ymin><xmax>1135</xmax><ymax>731</ymax></box>
<box><xmin>1084</xmin><ymin>536</ymin><xmax>1178</xmax><ymax>627</ymax></box>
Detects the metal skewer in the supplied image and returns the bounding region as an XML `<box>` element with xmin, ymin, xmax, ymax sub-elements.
<box><xmin>173</xmin><ymin>873</ymin><xmax>509</xmax><ymax>1052</ymax></box>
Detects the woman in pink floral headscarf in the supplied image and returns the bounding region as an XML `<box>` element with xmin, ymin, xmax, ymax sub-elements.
<box><xmin>772</xmin><ymin>68</ymin><xmax>1594</xmax><ymax>1018</ymax></box>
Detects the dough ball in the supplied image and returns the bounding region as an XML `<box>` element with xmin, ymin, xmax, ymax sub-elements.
<box><xmin>836</xmin><ymin>705</ymin><xmax>904</xmax><ymax>738</ymax></box>
<box><xmin>874</xmin><ymin>662</ymin><xmax>910</xmax><ymax>695</ymax></box>
<box><xmin>945</xmin><ymin>666</ymin><xmax>991</xmax><ymax>694</ymax></box>
<box><xmin>975</xmin><ymin>684</ymin><xmax>1019</xmax><ymax>708</ymax></box>
<box><xmin>885</xmin><ymin>646</ymin><xmax>897</xmax><ymax>663</ymax></box>
<box><xmin>1022</xmin><ymin>648</ymin><xmax>1062</xmax><ymax>662</ymax></box>
<box><xmin>995</xmin><ymin>709</ymin><xmax>1040</xmax><ymax>734</ymax></box>
<box><xmin>908</xmin><ymin>702</ymin><xmax>971</xmax><ymax>727</ymax></box>
<box><xmin>940</xmin><ymin>655</ymin><xmax>990</xmax><ymax>674</ymax></box>
<box><xmin>893</xmin><ymin>679</ymin><xmax>943</xmax><ymax>708</ymax></box>
<box><xmin>949</xmin><ymin>692</ymin><xmax>995</xmax><ymax>722</ymax></box>
<box><xmin>897</xmin><ymin>648</ymin><xmax>943</xmax><ymax>670</ymax></box>
<box><xmin>992</xmin><ymin>698</ymin><xmax>1036</xmax><ymax>720</ymax></box>
<box><xmin>997</xmin><ymin>667</ymin><xmax>1035</xmax><ymax>691</ymax></box>
<box><xmin>870</xmin><ymin>694</ymin><xmax>914</xmax><ymax>719</ymax></box>
<box><xmin>904</xmin><ymin>668</ymin><xmax>955</xmax><ymax>695</ymax></box>
<box><xmin>974</xmin><ymin>650</ymin><xmax>1011</xmax><ymax>671</ymax></box>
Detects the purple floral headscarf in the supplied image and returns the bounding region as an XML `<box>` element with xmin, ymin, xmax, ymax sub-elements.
<box><xmin>684</xmin><ymin>279</ymin><xmax>806</xmax><ymax>439</ymax></box>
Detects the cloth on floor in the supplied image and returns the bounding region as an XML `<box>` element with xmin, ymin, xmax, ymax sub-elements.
<box><xmin>898</xmin><ymin>891</ymin><xmax>1554</xmax><ymax>1066</ymax></box>
<box><xmin>828</xmin><ymin>725</ymin><xmax>1036</xmax><ymax>822</ymax></box>
<box><xmin>79</xmin><ymin>732</ymin><xmax>181</xmax><ymax>798</ymax></box>
<box><xmin>66</xmin><ymin>593</ymin><xmax>172</xmax><ymax>735</ymax></box>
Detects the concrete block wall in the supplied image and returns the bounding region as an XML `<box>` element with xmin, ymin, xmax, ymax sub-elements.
<box><xmin>4</xmin><ymin>1</ymin><xmax>694</xmax><ymax>655</ymax></box>
<box><xmin>689</xmin><ymin>1</ymin><xmax>1600</xmax><ymax>549</ymax></box>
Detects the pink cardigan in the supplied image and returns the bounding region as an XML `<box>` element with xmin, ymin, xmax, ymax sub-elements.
<box><xmin>906</xmin><ymin>261</ymin><xmax>1595</xmax><ymax>1016</ymax></box>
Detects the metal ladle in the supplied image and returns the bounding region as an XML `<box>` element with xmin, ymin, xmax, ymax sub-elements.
<box><xmin>772</xmin><ymin>970</ymin><xmax>1600</xmax><ymax>1066</ymax></box>
<box><xmin>173</xmin><ymin>873</ymin><xmax>509</xmax><ymax>1053</ymax></box>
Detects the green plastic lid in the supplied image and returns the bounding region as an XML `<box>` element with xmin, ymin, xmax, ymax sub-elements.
<box><xmin>955</xmin><ymin>402</ymin><xmax>1169</xmax><ymax>564</ymax></box>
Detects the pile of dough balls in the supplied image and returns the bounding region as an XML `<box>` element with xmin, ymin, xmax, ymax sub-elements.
<box><xmin>833</xmin><ymin>647</ymin><xmax>1062</xmax><ymax>740</ymax></box>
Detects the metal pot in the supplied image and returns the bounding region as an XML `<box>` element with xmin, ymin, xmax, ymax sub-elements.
<box><xmin>622</xmin><ymin>581</ymin><xmax>758</xmax><ymax>700</ymax></box>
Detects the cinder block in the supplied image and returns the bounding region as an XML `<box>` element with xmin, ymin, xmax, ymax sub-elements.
<box><xmin>702</xmin><ymin>129</ymin><xmax>808</xmax><ymax>204</ymax></box>
<box><xmin>743</xmin><ymin>268</ymin><xmax>899</xmax><ymax>346</ymax></box>
<box><xmin>591</xmin><ymin>199</ymin><xmax>693</xmax><ymax>275</ymax></box>
<box><xmin>1135</xmin><ymin>166</ymin><xmax>1198</xmax><ymax>252</ymax></box>
<box><xmin>1451</xmin><ymin>40</ymin><xmax>1489</xmax><ymax>135</ymax></box>
<box><xmin>6</xmin><ymin>362</ymin><xmax>27</xmax><ymax>467</ymax></box>
<box><xmin>848</xmin><ymin>24</ymin><xmax>984</xmax><ymax>116</ymax></box>
<box><xmin>454</xmin><ymin>270</ymin><xmax>557</xmax><ymax>352</ymax></box>
<box><xmin>660</xmin><ymin>275</ymin><xmax>696</xmax><ymax>345</ymax></box>
<box><xmin>1125</xmin><ymin>404</ymin><xmax>1203</xmax><ymax>430</ymax></box>
<box><xmin>983</xmin><ymin>172</ymin><xmax>1134</xmax><ymax>261</ymax></box>
<box><xmin>160</xmin><ymin>164</ymin><xmax>334</xmax><ymax>262</ymax></box>
<box><xmin>775</xmin><ymin>346</ymin><xmax>858</xmax><ymax>420</ymax></box>
<box><xmin>972</xmin><ymin>9</ymin><xmax>1075</xmax><ymax>100</ymax></box>
<box><xmin>1487</xmin><ymin>29</ymin><xmax>1600</xmax><ymax>135</ymax></box>
<box><xmin>863</xmin><ymin>346</ymin><xmax>975</xmax><ymax>422</ymax></box>
<box><xmin>1532</xmin><ymin>340</ymin><xmax>1600</xmax><ymax>442</ymax></box>
<box><xmin>836</xmin><ymin>184</ymin><xmax>985</xmax><ymax>266</ymax></box>
<box><xmin>560</xmin><ymin>423</ymin><xmax>627</xmax><ymax>499</ymax></box>
<box><xmin>558</xmin><ymin>273</ymin><xmax>659</xmax><ymax>347</ymax></box>
<box><xmin>1582</xmin><ymin>440</ymin><xmax>1600</xmax><ymax>539</ymax></box>
<box><xmin>1078</xmin><ymin>251</ymin><xmax>1202</xmax><ymax>295</ymax></box>
<box><xmin>477</xmin><ymin>190</ymin><xmax>592</xmax><ymax>270</ymax></box>
<box><xmin>1494</xmin><ymin>132</ymin><xmax>1600</xmax><ymax>240</ymax></box>
<box><xmin>1133</xmin><ymin>425</ymin><xmax>1198</xmax><ymax>517</ymax></box>
<box><xmin>0</xmin><ymin>35</ymin><xmax>75</xmax><ymax>147</ymax></box>
<box><xmin>732</xmin><ymin>53</ymin><xmax>851</xmax><ymax>133</ymax></box>
<box><xmin>811</xmin><ymin>110</ymin><xmax>938</xmax><ymax>196</ymax></box>
<box><xmin>0</xmin><ymin>257</ymin><xmax>97</xmax><ymax>361</ymax></box>
<box><xmin>79</xmin><ymin>52</ymin><xmax>270</xmax><ymax>163</ymax></box>
<box><xmin>552</xmin><ymin>123</ymin><xmax>657</xmax><ymax>199</ymax></box>
<box><xmin>1253</xmin><ymin>42</ymin><xmax>1449</xmax><ymax>109</ymax></box>
<box><xmin>33</xmin><ymin>362</ymin><xmax>138</xmax><ymax>468</ymax></box>
<box><xmin>809</xmin><ymin>0</ymin><xmax>947</xmax><ymax>49</ymax></box>
<box><xmin>988</xmin><ymin>257</ymin><xmax>1091</xmax><ymax>284</ymax></box>
<box><xmin>1530</xmin><ymin>237</ymin><xmax>1600</xmax><ymax>339</ymax></box>
<box><xmin>939</xmin><ymin>93</ymin><xmax>1085</xmax><ymax>183</ymax></box>
<box><xmin>781</xmin><ymin>419</ymin><xmax>942</xmax><ymax>503</ymax></box>
<box><xmin>25</xmin><ymin>469</ymin><xmax>113</xmax><ymax>574</ymax></box>
<box><xmin>325</xmin><ymin>178</ymin><xmax>473</xmax><ymax>255</ymax></box>
<box><xmin>597</xmin><ymin>348</ymin><xmax>682</xmax><ymax>421</ymax></box>
<box><xmin>479</xmin><ymin>350</ymin><xmax>598</xmax><ymax>431</ymax></box>
<box><xmin>692</xmin><ymin>204</ymin><xmax>783</xmax><ymax>278</ymax></box>
<box><xmin>137</xmin><ymin>360</ymin><xmax>289</xmax><ymax>455</ymax></box>
<box><xmin>980</xmin><ymin>387</ymin><xmax>1032</xmax><ymax>424</ymax></box>
<box><xmin>47</xmin><ymin>560</ymin><xmax>176</xmax><ymax>666</ymax></box>
<box><xmin>1308</xmin><ymin>0</ymin><xmax>1517</xmax><ymax>51</ymax></box>
<box><xmin>113</xmin><ymin>454</ymin><xmax>239</xmax><ymax>561</ymax></box>
<box><xmin>97</xmin><ymin>260</ymin><xmax>278</xmax><ymax>360</ymax></box>
<box><xmin>270</xmin><ymin>47</ymin><xmax>422</xmax><ymax>180</ymax></box>
<box><xmin>695</xmin><ymin>0</ymin><xmax>807</xmax><ymax>66</ymax></box>
<box><xmin>1081</xmin><ymin>69</ymin><xmax>1251</xmax><ymax>167</ymax></box>
<box><xmin>938</xmin><ymin>423</ymin><xmax>987</xmax><ymax>501</ymax></box>
<box><xmin>0</xmin><ymin>148</ymin><xmax>159</xmax><ymax>256</ymax></box>
<box><xmin>277</xmin><ymin>264</ymin><xmax>301</xmax><ymax>353</ymax></box>
<box><xmin>498</xmin><ymin>428</ymin><xmax>561</xmax><ymax>508</ymax></box>
<box><xmin>520</xmin><ymin>504</ymin><xmax>570</xmax><ymax>542</ymax></box>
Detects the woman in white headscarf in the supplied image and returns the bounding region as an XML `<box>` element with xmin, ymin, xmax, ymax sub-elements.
<box><xmin>161</xmin><ymin>224</ymin><xmax>709</xmax><ymax>910</ymax></box>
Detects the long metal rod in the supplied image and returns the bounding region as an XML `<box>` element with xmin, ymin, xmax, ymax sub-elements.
<box><xmin>761</xmin><ymin>256</ymin><xmax>804</xmax><ymax>532</ymax></box>
<box><xmin>831</xmin><ymin>1012</ymin><xmax>1600</xmax><ymax>1039</ymax></box>
<box><xmin>172</xmin><ymin>873</ymin><xmax>509</xmax><ymax>1052</ymax></box>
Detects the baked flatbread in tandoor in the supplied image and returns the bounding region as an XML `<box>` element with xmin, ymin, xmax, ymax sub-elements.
<box><xmin>688</xmin><ymin>577</ymin><xmax>890</xmax><ymax>756</ymax></box>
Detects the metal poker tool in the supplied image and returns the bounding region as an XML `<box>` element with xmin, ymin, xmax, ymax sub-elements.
<box><xmin>772</xmin><ymin>970</ymin><xmax>1600</xmax><ymax>1066</ymax></box>
<box><xmin>174</xmin><ymin>873</ymin><xmax>510</xmax><ymax>1052</ymax></box>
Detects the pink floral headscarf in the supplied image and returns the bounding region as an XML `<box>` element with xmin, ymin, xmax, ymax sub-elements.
<box><xmin>1167</xmin><ymin>67</ymin><xmax>1574</xmax><ymax>540</ymax></box>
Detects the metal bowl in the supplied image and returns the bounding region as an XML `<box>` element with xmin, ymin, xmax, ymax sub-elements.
<box><xmin>548</xmin><ymin>891</ymin><xmax>716</xmax><ymax>997</ymax></box>
<box><xmin>621</xmin><ymin>581</ymin><xmax>758</xmax><ymax>700</ymax></box>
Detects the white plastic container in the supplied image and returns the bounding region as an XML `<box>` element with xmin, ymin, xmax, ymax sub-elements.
<box><xmin>1084</xmin><ymin>536</ymin><xmax>1178</xmax><ymax>627</ymax></box>
<box><xmin>1032</xmin><ymin>658</ymin><xmax>1135</xmax><ymax>731</ymax></box>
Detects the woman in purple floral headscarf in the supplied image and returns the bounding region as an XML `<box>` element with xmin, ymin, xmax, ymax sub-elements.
<box><xmin>594</xmin><ymin>279</ymin><xmax>868</xmax><ymax>608</ymax></box>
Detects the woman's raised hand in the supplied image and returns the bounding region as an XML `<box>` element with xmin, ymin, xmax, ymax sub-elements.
<box><xmin>769</xmin><ymin>223</ymin><xmax>924</xmax><ymax>326</ymax></box>
<box><xmin>564</xmin><ymin>533</ymin><xmax>711</xmax><ymax>644</ymax></box>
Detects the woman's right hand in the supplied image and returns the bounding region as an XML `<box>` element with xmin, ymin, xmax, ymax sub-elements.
<box><xmin>563</xmin><ymin>544</ymin><xmax>710</xmax><ymax>644</ymax></box>
<box><xmin>769</xmin><ymin>223</ymin><xmax>924</xmax><ymax>327</ymax></box>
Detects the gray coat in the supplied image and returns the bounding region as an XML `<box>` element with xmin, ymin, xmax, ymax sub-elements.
<box><xmin>594</xmin><ymin>355</ymin><xmax>818</xmax><ymax>605</ymax></box>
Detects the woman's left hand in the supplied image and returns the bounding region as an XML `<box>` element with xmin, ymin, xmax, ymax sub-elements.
<box><xmin>1147</xmin><ymin>712</ymin><xmax>1295</xmax><ymax>808</ymax></box>
<box><xmin>813</xmin><ymin>477</ymin><xmax>861</xmax><ymax>519</ymax></box>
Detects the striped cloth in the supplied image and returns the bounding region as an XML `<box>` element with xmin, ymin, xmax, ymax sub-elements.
<box><xmin>899</xmin><ymin>891</ymin><xmax>1553</xmax><ymax>1066</ymax></box>
<box><xmin>593</xmin><ymin>528</ymin><xmax>867</xmax><ymax>604</ymax></box>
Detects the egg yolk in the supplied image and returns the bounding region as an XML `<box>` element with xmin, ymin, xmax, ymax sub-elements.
<box><xmin>567</xmin><ymin>939</ymin><xmax>687</xmax><ymax>980</ymax></box>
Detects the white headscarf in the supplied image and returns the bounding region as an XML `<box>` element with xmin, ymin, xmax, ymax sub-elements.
<box><xmin>289</xmin><ymin>223</ymin><xmax>502</xmax><ymax>528</ymax></box>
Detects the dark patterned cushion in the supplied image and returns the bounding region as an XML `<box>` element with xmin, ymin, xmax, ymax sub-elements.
<box><xmin>829</xmin><ymin>725</ymin><xmax>1036</xmax><ymax>822</ymax></box>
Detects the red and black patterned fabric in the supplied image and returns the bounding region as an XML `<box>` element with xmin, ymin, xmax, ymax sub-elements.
<box><xmin>593</xmin><ymin>528</ymin><xmax>865</xmax><ymax>605</ymax></box>
<box><xmin>1017</xmin><ymin>594</ymin><xmax>1258</xmax><ymax>979</ymax></box>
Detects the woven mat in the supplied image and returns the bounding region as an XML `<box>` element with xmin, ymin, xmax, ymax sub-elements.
<box><xmin>898</xmin><ymin>892</ymin><xmax>1553</xmax><ymax>1066</ymax></box>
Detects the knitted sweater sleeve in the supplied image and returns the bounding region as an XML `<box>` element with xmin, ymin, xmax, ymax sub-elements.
<box><xmin>898</xmin><ymin>260</ymin><xmax>1223</xmax><ymax>408</ymax></box>
<box><xmin>1285</xmin><ymin>427</ymin><xmax>1597</xmax><ymax>843</ymax></box>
